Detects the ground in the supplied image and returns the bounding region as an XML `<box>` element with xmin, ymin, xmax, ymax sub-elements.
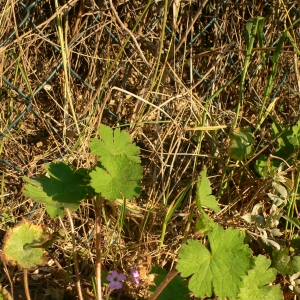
<box><xmin>0</xmin><ymin>0</ymin><xmax>300</xmax><ymax>299</ymax></box>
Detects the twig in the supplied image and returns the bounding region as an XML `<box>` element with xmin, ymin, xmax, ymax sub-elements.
<box><xmin>192</xmin><ymin>45</ymin><xmax>296</xmax><ymax>59</ymax></box>
<box><xmin>111</xmin><ymin>86</ymin><xmax>176</xmax><ymax>123</ymax></box>
<box><xmin>109</xmin><ymin>0</ymin><xmax>151</xmax><ymax>67</ymax></box>
<box><xmin>149</xmin><ymin>269</ymin><xmax>179</xmax><ymax>300</ymax></box>
<box><xmin>47</xmin><ymin>252</ymin><xmax>94</xmax><ymax>299</ymax></box>
<box><xmin>66</xmin><ymin>209</ymin><xmax>84</xmax><ymax>300</ymax></box>
<box><xmin>175</xmin><ymin>0</ymin><xmax>209</xmax><ymax>52</ymax></box>
<box><xmin>73</xmin><ymin>0</ymin><xmax>85</xmax><ymax>38</ymax></box>
<box><xmin>94</xmin><ymin>195</ymin><xmax>104</xmax><ymax>300</ymax></box>
<box><xmin>3</xmin><ymin>262</ymin><xmax>14</xmax><ymax>299</ymax></box>
<box><xmin>54</xmin><ymin>0</ymin><xmax>81</xmax><ymax>136</ymax></box>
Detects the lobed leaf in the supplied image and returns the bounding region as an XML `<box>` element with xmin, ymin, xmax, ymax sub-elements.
<box><xmin>2</xmin><ymin>220</ymin><xmax>50</xmax><ymax>269</ymax></box>
<box><xmin>24</xmin><ymin>162</ymin><xmax>94</xmax><ymax>218</ymax></box>
<box><xmin>90</xmin><ymin>154</ymin><xmax>142</xmax><ymax>200</ymax></box>
<box><xmin>177</xmin><ymin>225</ymin><xmax>252</xmax><ymax>299</ymax></box>
<box><xmin>271</xmin><ymin>248</ymin><xmax>300</xmax><ymax>275</ymax></box>
<box><xmin>196</xmin><ymin>166</ymin><xmax>220</xmax><ymax>213</ymax></box>
<box><xmin>195</xmin><ymin>209</ymin><xmax>218</xmax><ymax>235</ymax></box>
<box><xmin>235</xmin><ymin>255</ymin><xmax>283</xmax><ymax>299</ymax></box>
<box><xmin>90</xmin><ymin>124</ymin><xmax>141</xmax><ymax>163</ymax></box>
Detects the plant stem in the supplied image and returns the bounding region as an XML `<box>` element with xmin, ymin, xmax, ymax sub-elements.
<box><xmin>54</xmin><ymin>0</ymin><xmax>80</xmax><ymax>135</ymax></box>
<box><xmin>23</xmin><ymin>269</ymin><xmax>31</xmax><ymax>300</ymax></box>
<box><xmin>3</xmin><ymin>262</ymin><xmax>13</xmax><ymax>299</ymax></box>
<box><xmin>94</xmin><ymin>194</ymin><xmax>104</xmax><ymax>300</ymax></box>
<box><xmin>66</xmin><ymin>209</ymin><xmax>84</xmax><ymax>300</ymax></box>
<box><xmin>149</xmin><ymin>269</ymin><xmax>179</xmax><ymax>300</ymax></box>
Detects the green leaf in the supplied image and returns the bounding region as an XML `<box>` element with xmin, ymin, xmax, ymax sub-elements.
<box><xmin>272</xmin><ymin>121</ymin><xmax>297</xmax><ymax>160</ymax></box>
<box><xmin>256</xmin><ymin>17</ymin><xmax>265</xmax><ymax>61</ymax></box>
<box><xmin>291</xmin><ymin>238</ymin><xmax>300</xmax><ymax>250</ymax></box>
<box><xmin>90</xmin><ymin>154</ymin><xmax>142</xmax><ymax>200</ymax></box>
<box><xmin>262</xmin><ymin>31</ymin><xmax>286</xmax><ymax>104</ymax></box>
<box><xmin>271</xmin><ymin>248</ymin><xmax>292</xmax><ymax>275</ymax></box>
<box><xmin>196</xmin><ymin>166</ymin><xmax>220</xmax><ymax>212</ymax></box>
<box><xmin>228</xmin><ymin>127</ymin><xmax>254</xmax><ymax>160</ymax></box>
<box><xmin>271</xmin><ymin>248</ymin><xmax>300</xmax><ymax>275</ymax></box>
<box><xmin>282</xmin><ymin>215</ymin><xmax>300</xmax><ymax>230</ymax></box>
<box><xmin>90</xmin><ymin>124</ymin><xmax>140</xmax><ymax>163</ymax></box>
<box><xmin>291</xmin><ymin>257</ymin><xmax>300</xmax><ymax>273</ymax></box>
<box><xmin>254</xmin><ymin>155</ymin><xmax>269</xmax><ymax>177</ymax></box>
<box><xmin>2</xmin><ymin>220</ymin><xmax>50</xmax><ymax>269</ymax></box>
<box><xmin>24</xmin><ymin>162</ymin><xmax>93</xmax><ymax>218</ymax></box>
<box><xmin>235</xmin><ymin>255</ymin><xmax>283</xmax><ymax>299</ymax></box>
<box><xmin>89</xmin><ymin>125</ymin><xmax>142</xmax><ymax>201</ymax></box>
<box><xmin>292</xmin><ymin>120</ymin><xmax>300</xmax><ymax>137</ymax></box>
<box><xmin>272</xmin><ymin>121</ymin><xmax>290</xmax><ymax>148</ymax></box>
<box><xmin>245</xmin><ymin>18</ymin><xmax>254</xmax><ymax>48</ymax></box>
<box><xmin>148</xmin><ymin>265</ymin><xmax>190</xmax><ymax>300</ymax></box>
<box><xmin>177</xmin><ymin>225</ymin><xmax>252</xmax><ymax>299</ymax></box>
<box><xmin>195</xmin><ymin>210</ymin><xmax>217</xmax><ymax>235</ymax></box>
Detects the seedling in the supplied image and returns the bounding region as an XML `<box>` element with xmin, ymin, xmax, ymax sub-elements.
<box><xmin>22</xmin><ymin>124</ymin><xmax>143</xmax><ymax>300</ymax></box>
<box><xmin>13</xmin><ymin>125</ymin><xmax>289</xmax><ymax>299</ymax></box>
<box><xmin>149</xmin><ymin>167</ymin><xmax>284</xmax><ymax>300</ymax></box>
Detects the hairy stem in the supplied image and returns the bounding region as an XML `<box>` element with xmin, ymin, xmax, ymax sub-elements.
<box><xmin>149</xmin><ymin>269</ymin><xmax>179</xmax><ymax>300</ymax></box>
<box><xmin>94</xmin><ymin>194</ymin><xmax>104</xmax><ymax>300</ymax></box>
<box><xmin>66</xmin><ymin>209</ymin><xmax>84</xmax><ymax>300</ymax></box>
<box><xmin>24</xmin><ymin>269</ymin><xmax>31</xmax><ymax>300</ymax></box>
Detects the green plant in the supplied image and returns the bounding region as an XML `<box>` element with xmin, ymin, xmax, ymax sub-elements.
<box><xmin>255</xmin><ymin>120</ymin><xmax>300</xmax><ymax>237</ymax></box>
<box><xmin>14</xmin><ymin>126</ymin><xmax>295</xmax><ymax>300</ymax></box>
<box><xmin>255</xmin><ymin>120</ymin><xmax>300</xmax><ymax>177</ymax></box>
<box><xmin>228</xmin><ymin>127</ymin><xmax>254</xmax><ymax>161</ymax></box>
<box><xmin>149</xmin><ymin>167</ymin><xmax>284</xmax><ymax>300</ymax></box>
<box><xmin>2</xmin><ymin>220</ymin><xmax>51</xmax><ymax>300</ymax></box>
<box><xmin>234</xmin><ymin>255</ymin><xmax>283</xmax><ymax>299</ymax></box>
<box><xmin>177</xmin><ymin>225</ymin><xmax>253</xmax><ymax>299</ymax></box>
<box><xmin>241</xmin><ymin>163</ymin><xmax>293</xmax><ymax>251</ymax></box>
<box><xmin>22</xmin><ymin>124</ymin><xmax>142</xmax><ymax>300</ymax></box>
<box><xmin>271</xmin><ymin>247</ymin><xmax>300</xmax><ymax>276</ymax></box>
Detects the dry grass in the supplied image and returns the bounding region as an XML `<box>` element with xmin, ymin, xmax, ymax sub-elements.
<box><xmin>0</xmin><ymin>0</ymin><xmax>300</xmax><ymax>299</ymax></box>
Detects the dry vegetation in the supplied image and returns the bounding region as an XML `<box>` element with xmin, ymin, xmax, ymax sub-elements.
<box><xmin>0</xmin><ymin>0</ymin><xmax>300</xmax><ymax>299</ymax></box>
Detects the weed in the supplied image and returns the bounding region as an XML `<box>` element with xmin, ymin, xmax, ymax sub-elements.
<box><xmin>1</xmin><ymin>1</ymin><xmax>300</xmax><ymax>300</ymax></box>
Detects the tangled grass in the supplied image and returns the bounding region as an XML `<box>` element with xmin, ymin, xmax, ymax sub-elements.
<box><xmin>0</xmin><ymin>0</ymin><xmax>300</xmax><ymax>299</ymax></box>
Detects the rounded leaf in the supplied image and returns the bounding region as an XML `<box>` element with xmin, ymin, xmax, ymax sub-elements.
<box><xmin>2</xmin><ymin>220</ymin><xmax>50</xmax><ymax>269</ymax></box>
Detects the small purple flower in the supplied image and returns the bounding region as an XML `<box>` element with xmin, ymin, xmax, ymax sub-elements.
<box><xmin>107</xmin><ymin>270</ymin><xmax>126</xmax><ymax>289</ymax></box>
<box><xmin>130</xmin><ymin>269</ymin><xmax>140</xmax><ymax>285</ymax></box>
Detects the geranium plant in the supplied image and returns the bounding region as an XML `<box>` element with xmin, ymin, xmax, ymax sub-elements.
<box><xmin>22</xmin><ymin>124</ymin><xmax>143</xmax><ymax>300</ymax></box>
<box><xmin>149</xmin><ymin>167</ymin><xmax>284</xmax><ymax>300</ymax></box>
